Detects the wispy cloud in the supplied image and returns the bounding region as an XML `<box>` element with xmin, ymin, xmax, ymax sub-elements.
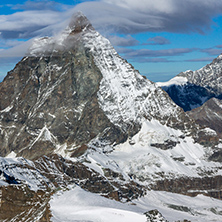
<box><xmin>135</xmin><ymin>58</ymin><xmax>175</xmax><ymax>63</ymax></box>
<box><xmin>144</xmin><ymin>36</ymin><xmax>170</xmax><ymax>45</ymax></box>
<box><xmin>1</xmin><ymin>0</ymin><xmax>222</xmax><ymax>42</ymax></box>
<box><xmin>0</xmin><ymin>39</ymin><xmax>26</xmax><ymax>48</ymax></box>
<box><xmin>0</xmin><ymin>39</ymin><xmax>33</xmax><ymax>57</ymax></box>
<box><xmin>76</xmin><ymin>0</ymin><xmax>222</xmax><ymax>34</ymax></box>
<box><xmin>108</xmin><ymin>35</ymin><xmax>139</xmax><ymax>46</ymax></box>
<box><xmin>201</xmin><ymin>48</ymin><xmax>222</xmax><ymax>56</ymax></box>
<box><xmin>0</xmin><ymin>10</ymin><xmax>70</xmax><ymax>39</ymax></box>
<box><xmin>75</xmin><ymin>2</ymin><xmax>163</xmax><ymax>34</ymax></box>
<box><xmin>0</xmin><ymin>0</ymin><xmax>221</xmax><ymax>76</ymax></box>
<box><xmin>11</xmin><ymin>0</ymin><xmax>69</xmax><ymax>11</ymax></box>
<box><xmin>122</xmin><ymin>48</ymin><xmax>194</xmax><ymax>58</ymax></box>
<box><xmin>185</xmin><ymin>57</ymin><xmax>215</xmax><ymax>62</ymax></box>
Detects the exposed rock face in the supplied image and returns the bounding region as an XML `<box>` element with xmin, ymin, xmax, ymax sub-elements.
<box><xmin>144</xmin><ymin>209</ymin><xmax>168</xmax><ymax>222</ymax></box>
<box><xmin>0</xmin><ymin>13</ymin><xmax>127</xmax><ymax>159</ymax></box>
<box><xmin>0</xmin><ymin>185</ymin><xmax>51</xmax><ymax>221</ymax></box>
<box><xmin>151</xmin><ymin>176</ymin><xmax>222</xmax><ymax>200</ymax></box>
<box><xmin>209</xmin><ymin>150</ymin><xmax>222</xmax><ymax>162</ymax></box>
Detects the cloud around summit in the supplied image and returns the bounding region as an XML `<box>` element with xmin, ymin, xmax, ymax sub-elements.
<box><xmin>76</xmin><ymin>0</ymin><xmax>222</xmax><ymax>34</ymax></box>
<box><xmin>1</xmin><ymin>0</ymin><xmax>222</xmax><ymax>42</ymax></box>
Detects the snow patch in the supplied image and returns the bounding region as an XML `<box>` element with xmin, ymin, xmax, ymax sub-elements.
<box><xmin>6</xmin><ymin>151</ymin><xmax>17</xmax><ymax>158</ymax></box>
<box><xmin>50</xmin><ymin>186</ymin><xmax>146</xmax><ymax>222</ymax></box>
<box><xmin>132</xmin><ymin>120</ymin><xmax>171</xmax><ymax>146</ymax></box>
<box><xmin>54</xmin><ymin>143</ymin><xmax>68</xmax><ymax>157</ymax></box>
<box><xmin>0</xmin><ymin>157</ymin><xmax>49</xmax><ymax>190</ymax></box>
<box><xmin>0</xmin><ymin>105</ymin><xmax>13</xmax><ymax>113</ymax></box>
<box><xmin>28</xmin><ymin>126</ymin><xmax>56</xmax><ymax>150</ymax></box>
<box><xmin>83</xmin><ymin>30</ymin><xmax>182</xmax><ymax>131</ymax></box>
<box><xmin>50</xmin><ymin>186</ymin><xmax>222</xmax><ymax>222</ymax></box>
<box><xmin>201</xmin><ymin>128</ymin><xmax>217</xmax><ymax>136</ymax></box>
<box><xmin>157</xmin><ymin>76</ymin><xmax>188</xmax><ymax>87</ymax></box>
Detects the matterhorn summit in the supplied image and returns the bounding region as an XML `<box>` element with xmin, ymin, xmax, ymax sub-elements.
<box><xmin>0</xmin><ymin>12</ymin><xmax>222</xmax><ymax>222</ymax></box>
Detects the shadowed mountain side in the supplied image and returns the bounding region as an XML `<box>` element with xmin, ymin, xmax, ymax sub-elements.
<box><xmin>161</xmin><ymin>82</ymin><xmax>218</xmax><ymax>112</ymax></box>
<box><xmin>159</xmin><ymin>54</ymin><xmax>222</xmax><ymax>112</ymax></box>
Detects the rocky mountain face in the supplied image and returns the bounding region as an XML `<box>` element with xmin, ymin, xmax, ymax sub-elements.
<box><xmin>0</xmin><ymin>13</ymin><xmax>126</xmax><ymax>159</ymax></box>
<box><xmin>0</xmin><ymin>12</ymin><xmax>222</xmax><ymax>222</ymax></box>
<box><xmin>158</xmin><ymin>55</ymin><xmax>222</xmax><ymax>111</ymax></box>
<box><xmin>0</xmin><ymin>185</ymin><xmax>51</xmax><ymax>221</ymax></box>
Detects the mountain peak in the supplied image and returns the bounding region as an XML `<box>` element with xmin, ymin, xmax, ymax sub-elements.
<box><xmin>68</xmin><ymin>11</ymin><xmax>93</xmax><ymax>33</ymax></box>
<box><xmin>28</xmin><ymin>12</ymin><xmax>93</xmax><ymax>56</ymax></box>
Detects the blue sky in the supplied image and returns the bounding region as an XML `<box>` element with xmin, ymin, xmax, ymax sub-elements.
<box><xmin>0</xmin><ymin>0</ymin><xmax>222</xmax><ymax>82</ymax></box>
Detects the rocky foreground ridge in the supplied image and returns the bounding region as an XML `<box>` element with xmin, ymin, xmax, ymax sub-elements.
<box><xmin>0</xmin><ymin>12</ymin><xmax>222</xmax><ymax>221</ymax></box>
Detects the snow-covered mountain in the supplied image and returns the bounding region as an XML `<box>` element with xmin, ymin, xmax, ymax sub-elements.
<box><xmin>0</xmin><ymin>12</ymin><xmax>217</xmax><ymax>159</ymax></box>
<box><xmin>0</xmin><ymin>12</ymin><xmax>203</xmax><ymax>160</ymax></box>
<box><xmin>0</xmin><ymin>12</ymin><xmax>222</xmax><ymax>222</ymax></box>
<box><xmin>158</xmin><ymin>55</ymin><xmax>222</xmax><ymax>111</ymax></box>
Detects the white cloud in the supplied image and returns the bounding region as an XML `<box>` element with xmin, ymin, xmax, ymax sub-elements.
<box><xmin>0</xmin><ymin>39</ymin><xmax>33</xmax><ymax>57</ymax></box>
<box><xmin>108</xmin><ymin>35</ymin><xmax>139</xmax><ymax>46</ymax></box>
<box><xmin>75</xmin><ymin>0</ymin><xmax>222</xmax><ymax>34</ymax></box>
<box><xmin>0</xmin><ymin>0</ymin><xmax>222</xmax><ymax>74</ymax></box>
<box><xmin>145</xmin><ymin>36</ymin><xmax>170</xmax><ymax>45</ymax></box>
<box><xmin>0</xmin><ymin>10</ymin><xmax>64</xmax><ymax>31</ymax></box>
<box><xmin>1</xmin><ymin>0</ymin><xmax>222</xmax><ymax>42</ymax></box>
<box><xmin>103</xmin><ymin>0</ymin><xmax>176</xmax><ymax>14</ymax></box>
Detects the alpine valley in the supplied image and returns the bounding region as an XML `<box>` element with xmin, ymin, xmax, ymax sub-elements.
<box><xmin>0</xmin><ymin>12</ymin><xmax>222</xmax><ymax>222</ymax></box>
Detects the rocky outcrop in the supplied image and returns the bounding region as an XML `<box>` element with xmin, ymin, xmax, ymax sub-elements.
<box><xmin>151</xmin><ymin>176</ymin><xmax>222</xmax><ymax>200</ymax></box>
<box><xmin>0</xmin><ymin>154</ymin><xmax>145</xmax><ymax>202</ymax></box>
<box><xmin>209</xmin><ymin>150</ymin><xmax>222</xmax><ymax>162</ymax></box>
<box><xmin>0</xmin><ymin>185</ymin><xmax>51</xmax><ymax>221</ymax></box>
<box><xmin>144</xmin><ymin>209</ymin><xmax>168</xmax><ymax>222</ymax></box>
